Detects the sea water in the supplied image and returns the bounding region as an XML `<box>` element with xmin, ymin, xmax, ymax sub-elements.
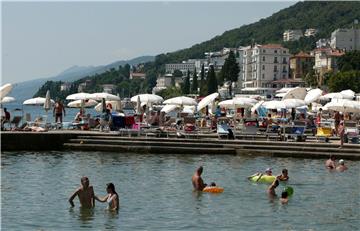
<box><xmin>1</xmin><ymin>151</ymin><xmax>360</xmax><ymax>230</ymax></box>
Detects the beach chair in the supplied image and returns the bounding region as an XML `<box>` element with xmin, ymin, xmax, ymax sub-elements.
<box><xmin>217</xmin><ymin>123</ymin><xmax>230</xmax><ymax>139</ymax></box>
<box><xmin>264</xmin><ymin>124</ymin><xmax>280</xmax><ymax>141</ymax></box>
<box><xmin>316</xmin><ymin>121</ymin><xmax>332</xmax><ymax>142</ymax></box>
<box><xmin>281</xmin><ymin>125</ymin><xmax>306</xmax><ymax>142</ymax></box>
<box><xmin>344</xmin><ymin>121</ymin><xmax>359</xmax><ymax>144</ymax></box>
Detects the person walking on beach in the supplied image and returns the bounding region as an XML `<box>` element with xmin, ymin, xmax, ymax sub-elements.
<box><xmin>53</xmin><ymin>99</ymin><xmax>66</xmax><ymax>124</ymax></box>
<box><xmin>325</xmin><ymin>155</ymin><xmax>336</xmax><ymax>169</ymax></box>
<box><xmin>192</xmin><ymin>166</ymin><xmax>208</xmax><ymax>191</ymax></box>
<box><xmin>336</xmin><ymin>159</ymin><xmax>348</xmax><ymax>172</ymax></box>
<box><xmin>69</xmin><ymin>176</ymin><xmax>95</xmax><ymax>208</ymax></box>
<box><xmin>338</xmin><ymin>116</ymin><xmax>345</xmax><ymax>149</ymax></box>
<box><xmin>95</xmin><ymin>183</ymin><xmax>119</xmax><ymax>211</ymax></box>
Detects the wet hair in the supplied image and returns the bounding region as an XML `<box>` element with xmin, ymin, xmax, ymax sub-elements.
<box><xmin>281</xmin><ymin>191</ymin><xmax>288</xmax><ymax>198</ymax></box>
<box><xmin>81</xmin><ymin>176</ymin><xmax>89</xmax><ymax>183</ymax></box>
<box><xmin>282</xmin><ymin>169</ymin><xmax>288</xmax><ymax>174</ymax></box>
<box><xmin>210</xmin><ymin>182</ymin><xmax>216</xmax><ymax>186</ymax></box>
<box><xmin>4</xmin><ymin>108</ymin><xmax>7</xmax><ymax>111</ymax></box>
<box><xmin>330</xmin><ymin>155</ymin><xmax>335</xmax><ymax>160</ymax></box>
<box><xmin>107</xmin><ymin>183</ymin><xmax>118</xmax><ymax>195</ymax></box>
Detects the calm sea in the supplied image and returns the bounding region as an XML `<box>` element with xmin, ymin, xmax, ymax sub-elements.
<box><xmin>1</xmin><ymin>151</ymin><xmax>359</xmax><ymax>230</ymax></box>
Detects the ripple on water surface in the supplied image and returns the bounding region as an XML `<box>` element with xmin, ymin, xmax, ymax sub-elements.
<box><xmin>1</xmin><ymin>151</ymin><xmax>360</xmax><ymax>230</ymax></box>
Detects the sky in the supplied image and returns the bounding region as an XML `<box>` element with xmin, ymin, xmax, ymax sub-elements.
<box><xmin>2</xmin><ymin>1</ymin><xmax>296</xmax><ymax>84</ymax></box>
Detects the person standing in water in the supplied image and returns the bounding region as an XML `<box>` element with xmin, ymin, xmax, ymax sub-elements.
<box><xmin>277</xmin><ymin>169</ymin><xmax>289</xmax><ymax>181</ymax></box>
<box><xmin>69</xmin><ymin>176</ymin><xmax>95</xmax><ymax>208</ymax></box>
<box><xmin>267</xmin><ymin>179</ymin><xmax>279</xmax><ymax>197</ymax></box>
<box><xmin>325</xmin><ymin>155</ymin><xmax>336</xmax><ymax>169</ymax></box>
<box><xmin>280</xmin><ymin>191</ymin><xmax>289</xmax><ymax>204</ymax></box>
<box><xmin>95</xmin><ymin>183</ymin><xmax>119</xmax><ymax>211</ymax></box>
<box><xmin>336</xmin><ymin>159</ymin><xmax>348</xmax><ymax>172</ymax></box>
<box><xmin>192</xmin><ymin>166</ymin><xmax>208</xmax><ymax>191</ymax></box>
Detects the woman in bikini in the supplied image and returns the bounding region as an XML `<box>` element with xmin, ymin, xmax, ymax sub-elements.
<box><xmin>95</xmin><ymin>183</ymin><xmax>119</xmax><ymax>211</ymax></box>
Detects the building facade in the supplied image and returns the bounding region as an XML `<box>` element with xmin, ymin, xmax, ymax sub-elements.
<box><xmin>330</xmin><ymin>28</ymin><xmax>360</xmax><ymax>51</ymax></box>
<box><xmin>152</xmin><ymin>74</ymin><xmax>183</xmax><ymax>93</ymax></box>
<box><xmin>241</xmin><ymin>44</ymin><xmax>290</xmax><ymax>90</ymax></box>
<box><xmin>304</xmin><ymin>28</ymin><xmax>318</xmax><ymax>37</ymax></box>
<box><xmin>283</xmin><ymin>30</ymin><xmax>303</xmax><ymax>42</ymax></box>
<box><xmin>165</xmin><ymin>62</ymin><xmax>196</xmax><ymax>75</ymax></box>
<box><xmin>289</xmin><ymin>51</ymin><xmax>315</xmax><ymax>79</ymax></box>
<box><xmin>313</xmin><ymin>48</ymin><xmax>344</xmax><ymax>84</ymax></box>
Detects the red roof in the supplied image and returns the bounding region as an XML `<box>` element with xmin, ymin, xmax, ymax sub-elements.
<box><xmin>293</xmin><ymin>51</ymin><xmax>313</xmax><ymax>58</ymax></box>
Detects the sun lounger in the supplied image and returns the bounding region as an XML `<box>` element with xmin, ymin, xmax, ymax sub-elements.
<box><xmin>316</xmin><ymin>121</ymin><xmax>332</xmax><ymax>142</ymax></box>
<box><xmin>281</xmin><ymin>125</ymin><xmax>306</xmax><ymax>142</ymax></box>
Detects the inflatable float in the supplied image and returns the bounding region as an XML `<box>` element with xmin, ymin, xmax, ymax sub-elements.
<box><xmin>284</xmin><ymin>186</ymin><xmax>294</xmax><ymax>196</ymax></box>
<box><xmin>202</xmin><ymin>186</ymin><xmax>224</xmax><ymax>193</ymax></box>
<box><xmin>248</xmin><ymin>174</ymin><xmax>276</xmax><ymax>184</ymax></box>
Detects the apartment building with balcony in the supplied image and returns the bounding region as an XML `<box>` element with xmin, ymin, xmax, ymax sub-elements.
<box><xmin>330</xmin><ymin>28</ymin><xmax>360</xmax><ymax>51</ymax></box>
<box><xmin>314</xmin><ymin>48</ymin><xmax>344</xmax><ymax>84</ymax></box>
<box><xmin>241</xmin><ymin>44</ymin><xmax>290</xmax><ymax>93</ymax></box>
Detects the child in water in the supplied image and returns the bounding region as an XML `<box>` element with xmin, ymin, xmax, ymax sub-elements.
<box><xmin>280</xmin><ymin>191</ymin><xmax>289</xmax><ymax>204</ymax></box>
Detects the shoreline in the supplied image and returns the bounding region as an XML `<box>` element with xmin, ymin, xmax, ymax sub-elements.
<box><xmin>1</xmin><ymin>131</ymin><xmax>360</xmax><ymax>160</ymax></box>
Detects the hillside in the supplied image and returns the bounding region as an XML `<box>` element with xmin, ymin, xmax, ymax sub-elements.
<box><xmin>11</xmin><ymin>56</ymin><xmax>154</xmax><ymax>102</ymax></box>
<box><xmin>153</xmin><ymin>1</ymin><xmax>360</xmax><ymax>65</ymax></box>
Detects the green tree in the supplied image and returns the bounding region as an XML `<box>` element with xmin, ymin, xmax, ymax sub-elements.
<box><xmin>337</xmin><ymin>50</ymin><xmax>360</xmax><ymax>71</ymax></box>
<box><xmin>221</xmin><ymin>51</ymin><xmax>240</xmax><ymax>96</ymax></box>
<box><xmin>123</xmin><ymin>64</ymin><xmax>131</xmax><ymax>80</ymax></box>
<box><xmin>173</xmin><ymin>69</ymin><xmax>183</xmax><ymax>77</ymax></box>
<box><xmin>182</xmin><ymin>70</ymin><xmax>191</xmax><ymax>95</ymax></box>
<box><xmin>200</xmin><ymin>64</ymin><xmax>207</xmax><ymax>96</ymax></box>
<box><xmin>207</xmin><ymin>65</ymin><xmax>218</xmax><ymax>94</ymax></box>
<box><xmin>157</xmin><ymin>86</ymin><xmax>182</xmax><ymax>99</ymax></box>
<box><xmin>328</xmin><ymin>70</ymin><xmax>360</xmax><ymax>93</ymax></box>
<box><xmin>191</xmin><ymin>68</ymin><xmax>198</xmax><ymax>94</ymax></box>
<box><xmin>303</xmin><ymin>70</ymin><xmax>318</xmax><ymax>87</ymax></box>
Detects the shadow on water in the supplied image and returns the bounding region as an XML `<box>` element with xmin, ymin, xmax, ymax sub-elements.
<box><xmin>69</xmin><ymin>207</ymin><xmax>95</xmax><ymax>228</ymax></box>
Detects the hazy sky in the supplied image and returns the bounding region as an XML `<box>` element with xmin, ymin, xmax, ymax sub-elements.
<box><xmin>2</xmin><ymin>1</ymin><xmax>295</xmax><ymax>84</ymax></box>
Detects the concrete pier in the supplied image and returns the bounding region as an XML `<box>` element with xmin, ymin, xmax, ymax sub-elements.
<box><xmin>1</xmin><ymin>131</ymin><xmax>360</xmax><ymax>160</ymax></box>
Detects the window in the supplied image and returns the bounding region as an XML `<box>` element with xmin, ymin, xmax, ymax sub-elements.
<box><xmin>262</xmin><ymin>74</ymin><xmax>265</xmax><ymax>79</ymax></box>
<box><xmin>274</xmin><ymin>50</ymin><xmax>278</xmax><ymax>53</ymax></box>
<box><xmin>283</xmin><ymin>50</ymin><xmax>286</xmax><ymax>54</ymax></box>
<box><xmin>274</xmin><ymin>66</ymin><xmax>278</xmax><ymax>72</ymax></box>
<box><xmin>262</xmin><ymin>65</ymin><xmax>265</xmax><ymax>70</ymax></box>
<box><xmin>263</xmin><ymin>56</ymin><xmax>265</xmax><ymax>61</ymax></box>
<box><xmin>283</xmin><ymin>57</ymin><xmax>287</xmax><ymax>64</ymax></box>
<box><xmin>263</xmin><ymin>49</ymin><xmax>266</xmax><ymax>53</ymax></box>
<box><xmin>274</xmin><ymin>57</ymin><xmax>278</xmax><ymax>63</ymax></box>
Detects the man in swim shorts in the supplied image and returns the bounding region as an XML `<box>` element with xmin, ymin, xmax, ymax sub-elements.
<box><xmin>336</xmin><ymin>159</ymin><xmax>348</xmax><ymax>172</ymax></box>
<box><xmin>192</xmin><ymin>166</ymin><xmax>207</xmax><ymax>191</ymax></box>
<box><xmin>325</xmin><ymin>155</ymin><xmax>336</xmax><ymax>169</ymax></box>
<box><xmin>53</xmin><ymin>99</ymin><xmax>66</xmax><ymax>124</ymax></box>
<box><xmin>277</xmin><ymin>169</ymin><xmax>289</xmax><ymax>181</ymax></box>
<box><xmin>69</xmin><ymin>176</ymin><xmax>95</xmax><ymax>208</ymax></box>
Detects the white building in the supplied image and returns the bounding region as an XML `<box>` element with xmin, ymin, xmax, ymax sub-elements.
<box><xmin>330</xmin><ymin>28</ymin><xmax>360</xmax><ymax>51</ymax></box>
<box><xmin>316</xmin><ymin>38</ymin><xmax>330</xmax><ymax>48</ymax></box>
<box><xmin>304</xmin><ymin>28</ymin><xmax>318</xmax><ymax>37</ymax></box>
<box><xmin>165</xmin><ymin>61</ymin><xmax>196</xmax><ymax>75</ymax></box>
<box><xmin>241</xmin><ymin>44</ymin><xmax>290</xmax><ymax>93</ymax></box>
<box><xmin>60</xmin><ymin>82</ymin><xmax>72</xmax><ymax>91</ymax></box>
<box><xmin>152</xmin><ymin>74</ymin><xmax>183</xmax><ymax>93</ymax></box>
<box><xmin>102</xmin><ymin>84</ymin><xmax>116</xmax><ymax>94</ymax></box>
<box><xmin>283</xmin><ymin>30</ymin><xmax>303</xmax><ymax>42</ymax></box>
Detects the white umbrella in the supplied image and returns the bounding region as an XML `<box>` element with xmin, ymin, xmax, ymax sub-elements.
<box><xmin>67</xmin><ymin>99</ymin><xmax>98</xmax><ymax>108</ymax></box>
<box><xmin>163</xmin><ymin>96</ymin><xmax>197</xmax><ymax>106</ymax></box>
<box><xmin>304</xmin><ymin>88</ymin><xmax>323</xmax><ymax>104</ymax></box>
<box><xmin>161</xmin><ymin>104</ymin><xmax>178</xmax><ymax>113</ymax></box>
<box><xmin>324</xmin><ymin>99</ymin><xmax>360</xmax><ymax>113</ymax></box>
<box><xmin>320</xmin><ymin>92</ymin><xmax>344</xmax><ymax>100</ymax></box>
<box><xmin>136</xmin><ymin>95</ymin><xmax>142</xmax><ymax>114</ymax></box>
<box><xmin>251</xmin><ymin>100</ymin><xmax>265</xmax><ymax>113</ymax></box>
<box><xmin>131</xmin><ymin>94</ymin><xmax>163</xmax><ymax>104</ymax></box>
<box><xmin>182</xmin><ymin>105</ymin><xmax>195</xmax><ymax>114</ymax></box>
<box><xmin>218</xmin><ymin>99</ymin><xmax>234</xmax><ymax>108</ymax></box>
<box><xmin>218</xmin><ymin>98</ymin><xmax>255</xmax><ymax>109</ymax></box>
<box><xmin>66</xmin><ymin>92</ymin><xmax>92</xmax><ymax>100</ymax></box>
<box><xmin>263</xmin><ymin>100</ymin><xmax>287</xmax><ymax>110</ymax></box>
<box><xmin>275</xmin><ymin>92</ymin><xmax>287</xmax><ymax>98</ymax></box>
<box><xmin>197</xmin><ymin>93</ymin><xmax>219</xmax><ymax>111</ymax></box>
<box><xmin>0</xmin><ymin>96</ymin><xmax>15</xmax><ymax>104</ymax></box>
<box><xmin>340</xmin><ymin>89</ymin><xmax>355</xmax><ymax>99</ymax></box>
<box><xmin>282</xmin><ymin>87</ymin><xmax>307</xmax><ymax>100</ymax></box>
<box><xmin>44</xmin><ymin>90</ymin><xmax>51</xmax><ymax>112</ymax></box>
<box><xmin>89</xmin><ymin>92</ymin><xmax>120</xmax><ymax>101</ymax></box>
<box><xmin>0</xmin><ymin>83</ymin><xmax>13</xmax><ymax>100</ymax></box>
<box><xmin>282</xmin><ymin>99</ymin><xmax>306</xmax><ymax>108</ymax></box>
<box><xmin>263</xmin><ymin>99</ymin><xmax>305</xmax><ymax>110</ymax></box>
<box><xmin>23</xmin><ymin>97</ymin><xmax>55</xmax><ymax>105</ymax></box>
<box><xmin>94</xmin><ymin>100</ymin><xmax>122</xmax><ymax>112</ymax></box>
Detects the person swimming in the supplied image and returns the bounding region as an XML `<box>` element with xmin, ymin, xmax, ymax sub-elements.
<box><xmin>280</xmin><ymin>191</ymin><xmax>289</xmax><ymax>204</ymax></box>
<box><xmin>336</xmin><ymin>159</ymin><xmax>348</xmax><ymax>172</ymax></box>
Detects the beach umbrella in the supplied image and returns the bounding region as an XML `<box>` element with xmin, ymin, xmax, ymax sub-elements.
<box><xmin>275</xmin><ymin>92</ymin><xmax>287</xmax><ymax>98</ymax></box>
<box><xmin>218</xmin><ymin>98</ymin><xmax>255</xmax><ymax>109</ymax></box>
<box><xmin>89</xmin><ymin>92</ymin><xmax>120</xmax><ymax>101</ymax></box>
<box><xmin>67</xmin><ymin>99</ymin><xmax>98</xmax><ymax>108</ymax></box>
<box><xmin>197</xmin><ymin>93</ymin><xmax>219</xmax><ymax>111</ymax></box>
<box><xmin>0</xmin><ymin>83</ymin><xmax>13</xmax><ymax>100</ymax></box>
<box><xmin>263</xmin><ymin>99</ymin><xmax>305</xmax><ymax>110</ymax></box>
<box><xmin>323</xmin><ymin>99</ymin><xmax>360</xmax><ymax>113</ymax></box>
<box><xmin>320</xmin><ymin>92</ymin><xmax>344</xmax><ymax>100</ymax></box>
<box><xmin>161</xmin><ymin>104</ymin><xmax>178</xmax><ymax>113</ymax></box>
<box><xmin>262</xmin><ymin>100</ymin><xmax>287</xmax><ymax>110</ymax></box>
<box><xmin>130</xmin><ymin>94</ymin><xmax>163</xmax><ymax>104</ymax></box>
<box><xmin>340</xmin><ymin>89</ymin><xmax>355</xmax><ymax>99</ymax></box>
<box><xmin>182</xmin><ymin>105</ymin><xmax>195</xmax><ymax>114</ymax></box>
<box><xmin>282</xmin><ymin>99</ymin><xmax>306</xmax><ymax>108</ymax></box>
<box><xmin>163</xmin><ymin>96</ymin><xmax>197</xmax><ymax>106</ymax></box>
<box><xmin>304</xmin><ymin>88</ymin><xmax>323</xmax><ymax>104</ymax></box>
<box><xmin>94</xmin><ymin>100</ymin><xmax>122</xmax><ymax>112</ymax></box>
<box><xmin>66</xmin><ymin>92</ymin><xmax>92</xmax><ymax>100</ymax></box>
<box><xmin>282</xmin><ymin>87</ymin><xmax>307</xmax><ymax>100</ymax></box>
<box><xmin>0</xmin><ymin>96</ymin><xmax>16</xmax><ymax>104</ymax></box>
<box><xmin>44</xmin><ymin>90</ymin><xmax>52</xmax><ymax>112</ymax></box>
<box><xmin>23</xmin><ymin>97</ymin><xmax>55</xmax><ymax>105</ymax></box>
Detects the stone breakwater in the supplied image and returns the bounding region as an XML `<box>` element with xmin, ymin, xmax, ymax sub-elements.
<box><xmin>1</xmin><ymin>131</ymin><xmax>360</xmax><ymax>160</ymax></box>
